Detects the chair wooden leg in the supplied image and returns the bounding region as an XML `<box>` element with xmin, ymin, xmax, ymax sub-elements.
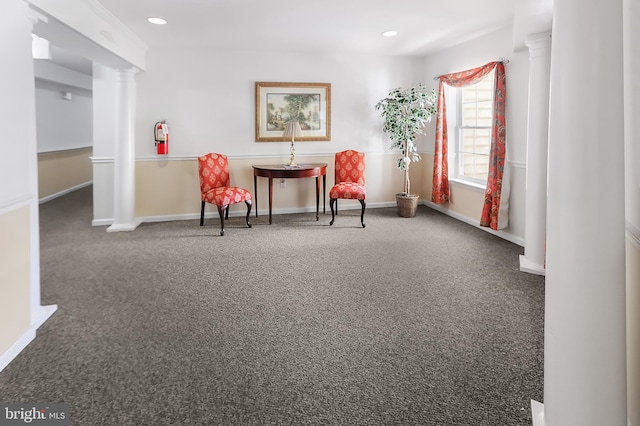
<box><xmin>329</xmin><ymin>198</ymin><xmax>336</xmax><ymax>226</ymax></box>
<box><xmin>245</xmin><ymin>200</ymin><xmax>252</xmax><ymax>228</ymax></box>
<box><xmin>359</xmin><ymin>199</ymin><xmax>366</xmax><ymax>228</ymax></box>
<box><xmin>217</xmin><ymin>205</ymin><xmax>226</xmax><ymax>236</ymax></box>
<box><xmin>200</xmin><ymin>201</ymin><xmax>206</xmax><ymax>226</ymax></box>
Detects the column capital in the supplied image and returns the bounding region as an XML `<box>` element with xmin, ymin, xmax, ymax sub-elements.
<box><xmin>525</xmin><ymin>31</ymin><xmax>552</xmax><ymax>57</ymax></box>
<box><xmin>115</xmin><ymin>67</ymin><xmax>140</xmax><ymax>78</ymax></box>
<box><xmin>114</xmin><ymin>68</ymin><xmax>140</xmax><ymax>87</ymax></box>
<box><xmin>526</xmin><ymin>31</ymin><xmax>552</xmax><ymax>45</ymax></box>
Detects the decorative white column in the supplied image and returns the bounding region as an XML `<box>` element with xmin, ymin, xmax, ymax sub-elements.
<box><xmin>25</xmin><ymin>6</ymin><xmax>58</xmax><ymax>329</ymax></box>
<box><xmin>0</xmin><ymin>1</ymin><xmax>57</xmax><ymax>373</ymax></box>
<box><xmin>623</xmin><ymin>0</ymin><xmax>640</xmax><ymax>424</ymax></box>
<box><xmin>107</xmin><ymin>68</ymin><xmax>140</xmax><ymax>232</ymax></box>
<box><xmin>536</xmin><ymin>0</ymin><xmax>628</xmax><ymax>425</ymax></box>
<box><xmin>520</xmin><ymin>31</ymin><xmax>552</xmax><ymax>276</ymax></box>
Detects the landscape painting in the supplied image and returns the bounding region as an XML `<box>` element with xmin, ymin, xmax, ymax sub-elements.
<box><xmin>255</xmin><ymin>82</ymin><xmax>331</xmax><ymax>142</ymax></box>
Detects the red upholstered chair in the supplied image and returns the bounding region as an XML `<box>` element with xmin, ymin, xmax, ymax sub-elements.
<box><xmin>329</xmin><ymin>150</ymin><xmax>366</xmax><ymax>228</ymax></box>
<box><xmin>198</xmin><ymin>153</ymin><xmax>252</xmax><ymax>236</ymax></box>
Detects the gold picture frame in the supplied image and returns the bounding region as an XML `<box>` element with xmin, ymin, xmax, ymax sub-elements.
<box><xmin>255</xmin><ymin>82</ymin><xmax>331</xmax><ymax>142</ymax></box>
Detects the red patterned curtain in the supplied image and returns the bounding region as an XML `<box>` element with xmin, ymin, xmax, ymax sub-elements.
<box><xmin>431</xmin><ymin>82</ymin><xmax>450</xmax><ymax>203</ymax></box>
<box><xmin>431</xmin><ymin>61</ymin><xmax>508</xmax><ymax>230</ymax></box>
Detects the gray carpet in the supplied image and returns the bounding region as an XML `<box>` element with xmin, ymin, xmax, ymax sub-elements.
<box><xmin>0</xmin><ymin>186</ymin><xmax>545</xmax><ymax>425</ymax></box>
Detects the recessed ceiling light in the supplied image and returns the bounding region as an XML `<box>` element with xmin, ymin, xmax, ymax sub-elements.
<box><xmin>147</xmin><ymin>17</ymin><xmax>167</xmax><ymax>25</ymax></box>
<box><xmin>381</xmin><ymin>31</ymin><xmax>398</xmax><ymax>37</ymax></box>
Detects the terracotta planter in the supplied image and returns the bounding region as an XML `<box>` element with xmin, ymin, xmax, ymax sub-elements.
<box><xmin>396</xmin><ymin>193</ymin><xmax>419</xmax><ymax>218</ymax></box>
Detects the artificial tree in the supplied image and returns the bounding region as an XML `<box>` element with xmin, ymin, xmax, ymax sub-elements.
<box><xmin>375</xmin><ymin>84</ymin><xmax>437</xmax><ymax>197</ymax></box>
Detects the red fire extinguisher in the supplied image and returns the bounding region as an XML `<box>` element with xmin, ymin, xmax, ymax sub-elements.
<box><xmin>154</xmin><ymin>120</ymin><xmax>169</xmax><ymax>155</ymax></box>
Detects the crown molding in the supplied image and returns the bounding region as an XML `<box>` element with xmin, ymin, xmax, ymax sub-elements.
<box><xmin>26</xmin><ymin>0</ymin><xmax>147</xmax><ymax>70</ymax></box>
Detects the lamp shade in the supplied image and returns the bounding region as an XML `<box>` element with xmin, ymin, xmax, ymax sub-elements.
<box><xmin>283</xmin><ymin>122</ymin><xmax>303</xmax><ymax>139</ymax></box>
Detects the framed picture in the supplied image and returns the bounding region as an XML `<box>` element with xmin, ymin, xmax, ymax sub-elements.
<box><xmin>255</xmin><ymin>82</ymin><xmax>331</xmax><ymax>142</ymax></box>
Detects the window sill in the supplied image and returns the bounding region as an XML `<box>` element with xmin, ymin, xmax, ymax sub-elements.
<box><xmin>448</xmin><ymin>177</ymin><xmax>486</xmax><ymax>192</ymax></box>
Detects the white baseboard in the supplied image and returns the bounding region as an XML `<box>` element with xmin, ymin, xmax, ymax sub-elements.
<box><xmin>0</xmin><ymin>329</ymin><xmax>35</xmax><ymax>373</ymax></box>
<box><xmin>531</xmin><ymin>399</ymin><xmax>544</xmax><ymax>426</ymax></box>
<box><xmin>93</xmin><ymin>200</ymin><xmax>523</xmax><ymax>246</ymax></box>
<box><xmin>0</xmin><ymin>304</ymin><xmax>57</xmax><ymax>373</ymax></box>
<box><xmin>39</xmin><ymin>181</ymin><xmax>92</xmax><ymax>204</ymax></box>
<box><xmin>94</xmin><ymin>201</ymin><xmax>398</xmax><ymax>227</ymax></box>
<box><xmin>531</xmin><ymin>400</ymin><xmax>544</xmax><ymax>426</ymax></box>
<box><xmin>32</xmin><ymin>304</ymin><xmax>57</xmax><ymax>329</ymax></box>
<box><xmin>519</xmin><ymin>255</ymin><xmax>546</xmax><ymax>276</ymax></box>
<box><xmin>422</xmin><ymin>199</ymin><xmax>525</xmax><ymax>247</ymax></box>
<box><xmin>529</xmin><ymin>400</ymin><xmax>633</xmax><ymax>426</ymax></box>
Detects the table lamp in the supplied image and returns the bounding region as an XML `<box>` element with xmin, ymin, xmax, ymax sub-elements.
<box><xmin>283</xmin><ymin>122</ymin><xmax>303</xmax><ymax>166</ymax></box>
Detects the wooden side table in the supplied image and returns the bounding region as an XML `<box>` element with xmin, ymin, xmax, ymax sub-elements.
<box><xmin>253</xmin><ymin>164</ymin><xmax>327</xmax><ymax>224</ymax></box>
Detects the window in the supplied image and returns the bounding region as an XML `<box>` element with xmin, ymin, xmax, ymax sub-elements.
<box><xmin>448</xmin><ymin>70</ymin><xmax>494</xmax><ymax>185</ymax></box>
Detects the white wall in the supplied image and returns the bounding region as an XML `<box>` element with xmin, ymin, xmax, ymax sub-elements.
<box><xmin>93</xmin><ymin>27</ymin><xmax>536</xmax><ymax>242</ymax></box>
<box><xmin>624</xmin><ymin>0</ymin><xmax>640</xmax><ymax>244</ymax></box>
<box><xmin>34</xmin><ymin>59</ymin><xmax>93</xmax><ymax>153</ymax></box>
<box><xmin>91</xmin><ymin>46</ymin><xmax>428</xmax><ymax>223</ymax></box>
<box><xmin>133</xmin><ymin>48</ymin><xmax>424</xmax><ymax>158</ymax></box>
<box><xmin>420</xmin><ymin>25</ymin><xmax>530</xmax><ymax>242</ymax></box>
<box><xmin>34</xmin><ymin>79</ymin><xmax>92</xmax><ymax>153</ymax></box>
<box><xmin>33</xmin><ymin>60</ymin><xmax>93</xmax><ymax>203</ymax></box>
<box><xmin>92</xmin><ymin>63</ymin><xmax>117</xmax><ymax>157</ymax></box>
<box><xmin>91</xmin><ymin>63</ymin><xmax>118</xmax><ymax>222</ymax></box>
<box><xmin>0</xmin><ymin>8</ymin><xmax>36</xmax><ymax>204</ymax></box>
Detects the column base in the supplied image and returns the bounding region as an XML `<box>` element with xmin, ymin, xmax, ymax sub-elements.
<box><xmin>106</xmin><ymin>219</ymin><xmax>141</xmax><ymax>232</ymax></box>
<box><xmin>530</xmin><ymin>400</ymin><xmax>632</xmax><ymax>426</ymax></box>
<box><xmin>520</xmin><ymin>255</ymin><xmax>546</xmax><ymax>276</ymax></box>
<box><xmin>531</xmin><ymin>400</ymin><xmax>544</xmax><ymax>426</ymax></box>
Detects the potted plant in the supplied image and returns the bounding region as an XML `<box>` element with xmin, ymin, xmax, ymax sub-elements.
<box><xmin>375</xmin><ymin>84</ymin><xmax>437</xmax><ymax>217</ymax></box>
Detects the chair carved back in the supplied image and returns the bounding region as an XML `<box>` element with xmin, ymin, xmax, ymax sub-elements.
<box><xmin>335</xmin><ymin>150</ymin><xmax>365</xmax><ymax>186</ymax></box>
<box><xmin>198</xmin><ymin>153</ymin><xmax>231</xmax><ymax>195</ymax></box>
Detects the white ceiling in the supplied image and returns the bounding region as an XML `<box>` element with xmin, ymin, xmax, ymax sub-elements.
<box><xmin>41</xmin><ymin>0</ymin><xmax>518</xmax><ymax>75</ymax></box>
<box><xmin>95</xmin><ymin>0</ymin><xmax>516</xmax><ymax>57</ymax></box>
